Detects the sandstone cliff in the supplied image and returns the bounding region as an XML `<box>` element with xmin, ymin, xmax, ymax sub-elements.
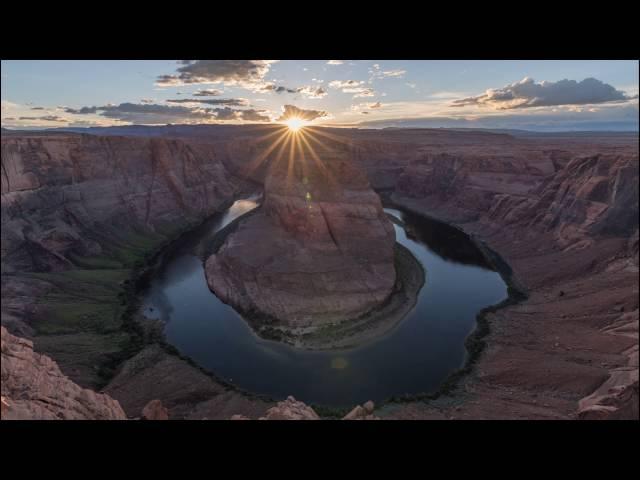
<box><xmin>1</xmin><ymin>326</ymin><xmax>126</xmax><ymax>420</ymax></box>
<box><xmin>387</xmin><ymin>146</ymin><xmax>638</xmax><ymax>420</ymax></box>
<box><xmin>205</xmin><ymin>138</ymin><xmax>396</xmax><ymax>329</ymax></box>
<box><xmin>1</xmin><ymin>132</ymin><xmax>242</xmax><ymax>389</ymax></box>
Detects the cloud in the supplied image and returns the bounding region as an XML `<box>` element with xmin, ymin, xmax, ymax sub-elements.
<box><xmin>18</xmin><ymin>115</ymin><xmax>67</xmax><ymax>122</ymax></box>
<box><xmin>351</xmin><ymin>102</ymin><xmax>382</xmax><ymax>112</ymax></box>
<box><xmin>369</xmin><ymin>64</ymin><xmax>407</xmax><ymax>80</ymax></box>
<box><xmin>207</xmin><ymin>107</ymin><xmax>271</xmax><ymax>122</ymax></box>
<box><xmin>62</xmin><ymin>101</ymin><xmax>271</xmax><ymax>124</ymax></box>
<box><xmin>193</xmin><ymin>89</ymin><xmax>223</xmax><ymax>97</ymax></box>
<box><xmin>30</xmin><ymin>106</ymin><xmax>45</xmax><ymax>110</ymax></box>
<box><xmin>358</xmin><ymin>103</ymin><xmax>639</xmax><ymax>131</ymax></box>
<box><xmin>352</xmin><ymin>88</ymin><xmax>375</xmax><ymax>98</ymax></box>
<box><xmin>329</xmin><ymin>80</ymin><xmax>375</xmax><ymax>98</ymax></box>
<box><xmin>329</xmin><ymin>80</ymin><xmax>364</xmax><ymax>89</ymax></box>
<box><xmin>379</xmin><ymin>69</ymin><xmax>406</xmax><ymax>78</ymax></box>
<box><xmin>156</xmin><ymin>60</ymin><xmax>277</xmax><ymax>91</ymax></box>
<box><xmin>327</xmin><ymin>60</ymin><xmax>345</xmax><ymax>65</ymax></box>
<box><xmin>295</xmin><ymin>86</ymin><xmax>328</xmax><ymax>99</ymax></box>
<box><xmin>1</xmin><ymin>100</ymin><xmax>20</xmax><ymax>111</ymax></box>
<box><xmin>140</xmin><ymin>99</ymin><xmax>155</xmax><ymax>104</ymax></box>
<box><xmin>235</xmin><ymin>109</ymin><xmax>271</xmax><ymax>122</ymax></box>
<box><xmin>64</xmin><ymin>106</ymin><xmax>100</xmax><ymax>114</ymax></box>
<box><xmin>277</xmin><ymin>104</ymin><xmax>330</xmax><ymax>122</ymax></box>
<box><xmin>260</xmin><ymin>84</ymin><xmax>328</xmax><ymax>99</ymax></box>
<box><xmin>452</xmin><ymin>77</ymin><xmax>638</xmax><ymax>110</ymax></box>
<box><xmin>269</xmin><ymin>85</ymin><xmax>298</xmax><ymax>94</ymax></box>
<box><xmin>166</xmin><ymin>98</ymin><xmax>250</xmax><ymax>107</ymax></box>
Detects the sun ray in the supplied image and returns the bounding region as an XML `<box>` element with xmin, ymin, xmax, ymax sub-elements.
<box><xmin>242</xmin><ymin>128</ymin><xmax>291</xmax><ymax>177</ymax></box>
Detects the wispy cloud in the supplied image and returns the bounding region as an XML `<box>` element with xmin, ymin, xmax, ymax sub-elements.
<box><xmin>329</xmin><ymin>80</ymin><xmax>376</xmax><ymax>98</ymax></box>
<box><xmin>166</xmin><ymin>98</ymin><xmax>250</xmax><ymax>107</ymax></box>
<box><xmin>193</xmin><ymin>89</ymin><xmax>223</xmax><ymax>97</ymax></box>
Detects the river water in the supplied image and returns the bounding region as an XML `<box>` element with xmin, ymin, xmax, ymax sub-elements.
<box><xmin>140</xmin><ymin>196</ymin><xmax>508</xmax><ymax>407</ymax></box>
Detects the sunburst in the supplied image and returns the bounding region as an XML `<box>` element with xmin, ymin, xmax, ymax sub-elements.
<box><xmin>283</xmin><ymin>116</ymin><xmax>307</xmax><ymax>132</ymax></box>
<box><xmin>240</xmin><ymin>120</ymin><xmax>351</xmax><ymax>194</ymax></box>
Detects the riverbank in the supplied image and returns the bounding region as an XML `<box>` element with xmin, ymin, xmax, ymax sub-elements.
<box><xmin>376</xmin><ymin>193</ymin><xmax>638</xmax><ymax>419</ymax></box>
<box><xmin>198</xmin><ymin>199</ymin><xmax>425</xmax><ymax>350</ymax></box>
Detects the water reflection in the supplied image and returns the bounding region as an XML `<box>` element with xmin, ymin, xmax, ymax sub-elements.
<box><xmin>138</xmin><ymin>198</ymin><xmax>508</xmax><ymax>407</ymax></box>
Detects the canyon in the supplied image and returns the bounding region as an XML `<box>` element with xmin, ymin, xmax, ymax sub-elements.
<box><xmin>1</xmin><ymin>126</ymin><xmax>638</xmax><ymax>420</ymax></box>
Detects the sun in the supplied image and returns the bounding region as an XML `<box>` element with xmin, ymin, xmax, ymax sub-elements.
<box><xmin>283</xmin><ymin>117</ymin><xmax>307</xmax><ymax>132</ymax></box>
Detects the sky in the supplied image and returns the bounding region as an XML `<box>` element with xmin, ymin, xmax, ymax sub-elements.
<box><xmin>1</xmin><ymin>60</ymin><xmax>638</xmax><ymax>131</ymax></box>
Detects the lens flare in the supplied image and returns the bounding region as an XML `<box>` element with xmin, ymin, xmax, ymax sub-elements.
<box><xmin>284</xmin><ymin>117</ymin><xmax>307</xmax><ymax>132</ymax></box>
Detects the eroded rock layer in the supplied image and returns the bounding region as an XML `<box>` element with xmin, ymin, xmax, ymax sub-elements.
<box><xmin>1</xmin><ymin>326</ymin><xmax>126</xmax><ymax>420</ymax></box>
<box><xmin>206</xmin><ymin>138</ymin><xmax>396</xmax><ymax>327</ymax></box>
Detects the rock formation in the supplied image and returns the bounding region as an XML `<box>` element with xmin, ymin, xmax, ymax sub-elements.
<box><xmin>259</xmin><ymin>396</ymin><xmax>321</xmax><ymax>420</ymax></box>
<box><xmin>205</xmin><ymin>141</ymin><xmax>396</xmax><ymax>330</ymax></box>
<box><xmin>343</xmin><ymin>400</ymin><xmax>379</xmax><ymax>420</ymax></box>
<box><xmin>141</xmin><ymin>399</ymin><xmax>169</xmax><ymax>420</ymax></box>
<box><xmin>1</xmin><ymin>326</ymin><xmax>126</xmax><ymax>420</ymax></box>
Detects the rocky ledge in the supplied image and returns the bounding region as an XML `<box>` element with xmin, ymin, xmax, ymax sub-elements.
<box><xmin>205</xmin><ymin>146</ymin><xmax>396</xmax><ymax>335</ymax></box>
<box><xmin>1</xmin><ymin>326</ymin><xmax>126</xmax><ymax>420</ymax></box>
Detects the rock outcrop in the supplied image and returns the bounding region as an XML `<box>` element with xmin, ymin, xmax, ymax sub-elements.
<box><xmin>1</xmin><ymin>326</ymin><xmax>126</xmax><ymax>420</ymax></box>
<box><xmin>205</xmin><ymin>142</ymin><xmax>396</xmax><ymax>330</ymax></box>
<box><xmin>259</xmin><ymin>396</ymin><xmax>321</xmax><ymax>420</ymax></box>
<box><xmin>141</xmin><ymin>399</ymin><xmax>169</xmax><ymax>420</ymax></box>
<box><xmin>343</xmin><ymin>400</ymin><xmax>379</xmax><ymax>420</ymax></box>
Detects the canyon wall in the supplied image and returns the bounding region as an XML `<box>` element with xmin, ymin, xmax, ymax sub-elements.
<box><xmin>1</xmin><ymin>132</ymin><xmax>242</xmax><ymax>392</ymax></box>
<box><xmin>384</xmin><ymin>143</ymin><xmax>638</xmax><ymax>420</ymax></box>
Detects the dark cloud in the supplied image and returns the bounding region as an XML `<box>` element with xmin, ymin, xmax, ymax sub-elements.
<box><xmin>193</xmin><ymin>89</ymin><xmax>223</xmax><ymax>97</ymax></box>
<box><xmin>18</xmin><ymin>115</ymin><xmax>66</xmax><ymax>122</ymax></box>
<box><xmin>156</xmin><ymin>60</ymin><xmax>276</xmax><ymax>91</ymax></box>
<box><xmin>263</xmin><ymin>85</ymin><xmax>297</xmax><ymax>94</ymax></box>
<box><xmin>237</xmin><ymin>109</ymin><xmax>271</xmax><ymax>122</ymax></box>
<box><xmin>64</xmin><ymin>106</ymin><xmax>99</xmax><ymax>114</ymax></box>
<box><xmin>63</xmin><ymin>101</ymin><xmax>270</xmax><ymax>124</ymax></box>
<box><xmin>208</xmin><ymin>107</ymin><xmax>270</xmax><ymax>122</ymax></box>
<box><xmin>166</xmin><ymin>98</ymin><xmax>250</xmax><ymax>107</ymax></box>
<box><xmin>30</xmin><ymin>107</ymin><xmax>45</xmax><ymax>110</ymax></box>
<box><xmin>277</xmin><ymin>104</ymin><xmax>329</xmax><ymax>122</ymax></box>
<box><xmin>452</xmin><ymin>77</ymin><xmax>637</xmax><ymax>109</ymax></box>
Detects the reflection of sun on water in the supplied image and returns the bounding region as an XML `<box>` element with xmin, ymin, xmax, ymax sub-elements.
<box><xmin>284</xmin><ymin>117</ymin><xmax>307</xmax><ymax>132</ymax></box>
<box><xmin>331</xmin><ymin>357</ymin><xmax>349</xmax><ymax>370</ymax></box>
